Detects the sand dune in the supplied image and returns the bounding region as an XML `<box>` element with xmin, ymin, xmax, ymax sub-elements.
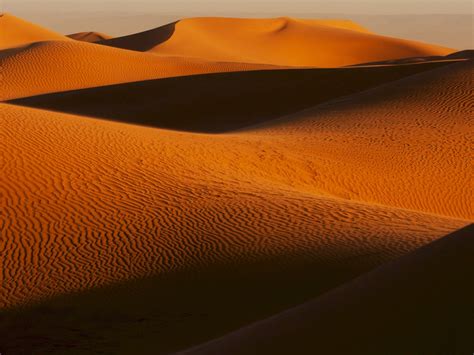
<box><xmin>0</xmin><ymin>39</ymin><xmax>278</xmax><ymax>100</ymax></box>
<box><xmin>0</xmin><ymin>13</ymin><xmax>71</xmax><ymax>50</ymax></box>
<box><xmin>180</xmin><ymin>224</ymin><xmax>474</xmax><ymax>355</ymax></box>
<box><xmin>10</xmin><ymin>60</ymin><xmax>459</xmax><ymax>131</ymax></box>
<box><xmin>67</xmin><ymin>31</ymin><xmax>112</xmax><ymax>42</ymax></box>
<box><xmin>0</xmin><ymin>15</ymin><xmax>461</xmax><ymax>102</ymax></box>
<box><xmin>1</xmin><ymin>101</ymin><xmax>468</xmax><ymax>353</ymax></box>
<box><xmin>99</xmin><ymin>17</ymin><xmax>455</xmax><ymax>67</ymax></box>
<box><xmin>3</xmin><ymin>101</ymin><xmax>467</xmax><ymax>309</ymax></box>
<box><xmin>11</xmin><ymin>60</ymin><xmax>473</xmax><ymax>219</ymax></box>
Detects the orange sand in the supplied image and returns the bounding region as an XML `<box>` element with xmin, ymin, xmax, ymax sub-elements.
<box><xmin>100</xmin><ymin>17</ymin><xmax>456</xmax><ymax>67</ymax></box>
<box><xmin>3</xmin><ymin>99</ymin><xmax>469</xmax><ymax>310</ymax></box>
<box><xmin>0</xmin><ymin>40</ymin><xmax>279</xmax><ymax>100</ymax></box>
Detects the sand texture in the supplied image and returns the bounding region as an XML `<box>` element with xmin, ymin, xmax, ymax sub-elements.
<box><xmin>1</xmin><ymin>14</ymin><xmax>472</xmax><ymax>355</ymax></box>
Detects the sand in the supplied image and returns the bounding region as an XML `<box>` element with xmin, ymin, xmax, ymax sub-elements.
<box><xmin>11</xmin><ymin>59</ymin><xmax>473</xmax><ymax>220</ymax></box>
<box><xmin>99</xmin><ymin>17</ymin><xmax>456</xmax><ymax>67</ymax></box>
<box><xmin>179</xmin><ymin>224</ymin><xmax>474</xmax><ymax>355</ymax></box>
<box><xmin>67</xmin><ymin>31</ymin><xmax>112</xmax><ymax>42</ymax></box>
<box><xmin>1</xmin><ymin>13</ymin><xmax>472</xmax><ymax>355</ymax></box>
<box><xmin>0</xmin><ymin>40</ymin><xmax>279</xmax><ymax>100</ymax></box>
<box><xmin>1</xmin><ymin>101</ymin><xmax>469</xmax><ymax>353</ymax></box>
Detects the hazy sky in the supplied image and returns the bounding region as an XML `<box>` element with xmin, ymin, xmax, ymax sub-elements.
<box><xmin>3</xmin><ymin>0</ymin><xmax>473</xmax><ymax>48</ymax></box>
<box><xmin>5</xmin><ymin>0</ymin><xmax>473</xmax><ymax>15</ymax></box>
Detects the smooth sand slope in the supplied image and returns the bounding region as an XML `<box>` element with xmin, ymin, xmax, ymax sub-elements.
<box><xmin>180</xmin><ymin>224</ymin><xmax>474</xmax><ymax>355</ymax></box>
<box><xmin>1</xmin><ymin>101</ymin><xmax>469</xmax><ymax>353</ymax></box>
<box><xmin>0</xmin><ymin>39</ymin><xmax>278</xmax><ymax>100</ymax></box>
<box><xmin>12</xmin><ymin>60</ymin><xmax>473</xmax><ymax>220</ymax></box>
<box><xmin>0</xmin><ymin>13</ymin><xmax>71</xmax><ymax>50</ymax></box>
<box><xmin>99</xmin><ymin>17</ymin><xmax>455</xmax><ymax>67</ymax></box>
<box><xmin>67</xmin><ymin>31</ymin><xmax>112</xmax><ymax>42</ymax></box>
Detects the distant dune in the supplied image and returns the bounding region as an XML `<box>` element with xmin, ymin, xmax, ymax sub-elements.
<box><xmin>67</xmin><ymin>31</ymin><xmax>112</xmax><ymax>42</ymax></box>
<box><xmin>0</xmin><ymin>40</ymin><xmax>278</xmax><ymax>100</ymax></box>
<box><xmin>99</xmin><ymin>17</ymin><xmax>455</xmax><ymax>67</ymax></box>
<box><xmin>0</xmin><ymin>13</ymin><xmax>71</xmax><ymax>50</ymax></box>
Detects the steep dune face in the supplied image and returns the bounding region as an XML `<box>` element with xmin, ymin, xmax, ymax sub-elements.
<box><xmin>0</xmin><ymin>40</ymin><xmax>277</xmax><ymax>100</ymax></box>
<box><xmin>99</xmin><ymin>17</ymin><xmax>455</xmax><ymax>67</ymax></box>
<box><xmin>180</xmin><ymin>224</ymin><xmax>474</xmax><ymax>355</ymax></box>
<box><xmin>0</xmin><ymin>13</ymin><xmax>70</xmax><ymax>50</ymax></box>
<box><xmin>67</xmin><ymin>31</ymin><xmax>112</xmax><ymax>42</ymax></box>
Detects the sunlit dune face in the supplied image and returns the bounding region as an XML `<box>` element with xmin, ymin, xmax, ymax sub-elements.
<box><xmin>99</xmin><ymin>16</ymin><xmax>455</xmax><ymax>67</ymax></box>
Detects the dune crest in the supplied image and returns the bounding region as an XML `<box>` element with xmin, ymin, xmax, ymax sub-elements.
<box><xmin>0</xmin><ymin>13</ymin><xmax>70</xmax><ymax>50</ymax></box>
<box><xmin>0</xmin><ymin>40</ymin><xmax>279</xmax><ymax>100</ymax></box>
<box><xmin>99</xmin><ymin>17</ymin><xmax>455</xmax><ymax>67</ymax></box>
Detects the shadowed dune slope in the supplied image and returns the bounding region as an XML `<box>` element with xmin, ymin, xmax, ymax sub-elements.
<box><xmin>180</xmin><ymin>224</ymin><xmax>474</xmax><ymax>355</ymax></box>
<box><xmin>243</xmin><ymin>60</ymin><xmax>473</xmax><ymax>219</ymax></box>
<box><xmin>1</xmin><ymin>102</ymin><xmax>469</xmax><ymax>354</ymax></box>
<box><xmin>67</xmin><ymin>31</ymin><xmax>112</xmax><ymax>42</ymax></box>
<box><xmin>10</xmin><ymin>60</ymin><xmax>473</xmax><ymax>219</ymax></box>
<box><xmin>98</xmin><ymin>17</ymin><xmax>455</xmax><ymax>67</ymax></box>
<box><xmin>10</xmin><ymin>60</ymin><xmax>459</xmax><ymax>131</ymax></box>
<box><xmin>349</xmin><ymin>49</ymin><xmax>474</xmax><ymax>66</ymax></box>
<box><xmin>0</xmin><ymin>40</ymin><xmax>278</xmax><ymax>100</ymax></box>
<box><xmin>0</xmin><ymin>13</ymin><xmax>70</xmax><ymax>50</ymax></box>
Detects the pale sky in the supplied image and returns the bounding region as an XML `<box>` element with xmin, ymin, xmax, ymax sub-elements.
<box><xmin>3</xmin><ymin>0</ymin><xmax>473</xmax><ymax>48</ymax></box>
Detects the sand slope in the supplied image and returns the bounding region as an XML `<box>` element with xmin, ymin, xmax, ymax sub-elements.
<box><xmin>2</xmin><ymin>101</ymin><xmax>467</xmax><ymax>309</ymax></box>
<box><xmin>99</xmin><ymin>17</ymin><xmax>455</xmax><ymax>67</ymax></box>
<box><xmin>67</xmin><ymin>31</ymin><xmax>112</xmax><ymax>42</ymax></box>
<box><xmin>0</xmin><ymin>40</ymin><xmax>278</xmax><ymax>100</ymax></box>
<box><xmin>180</xmin><ymin>224</ymin><xmax>474</xmax><ymax>355</ymax></box>
<box><xmin>1</xmin><ymin>101</ymin><xmax>468</xmax><ymax>353</ymax></box>
<box><xmin>0</xmin><ymin>13</ymin><xmax>70</xmax><ymax>50</ymax></box>
<box><xmin>243</xmin><ymin>60</ymin><xmax>473</xmax><ymax>219</ymax></box>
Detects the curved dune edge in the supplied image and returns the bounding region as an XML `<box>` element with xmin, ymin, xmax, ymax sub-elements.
<box><xmin>99</xmin><ymin>16</ymin><xmax>456</xmax><ymax>67</ymax></box>
<box><xmin>178</xmin><ymin>224</ymin><xmax>474</xmax><ymax>355</ymax></box>
<box><xmin>0</xmin><ymin>13</ymin><xmax>71</xmax><ymax>50</ymax></box>
<box><xmin>0</xmin><ymin>40</ymin><xmax>281</xmax><ymax>101</ymax></box>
